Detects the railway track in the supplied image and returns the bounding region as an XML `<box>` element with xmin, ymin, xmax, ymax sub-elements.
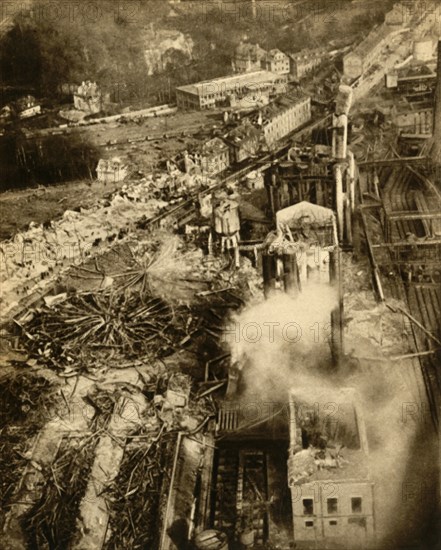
<box><xmin>1</xmin><ymin>112</ymin><xmax>331</xmax><ymax>549</ymax></box>
<box><xmin>213</xmin><ymin>448</ymin><xmax>269</xmax><ymax>546</ymax></box>
<box><xmin>3</xmin><ymin>113</ymin><xmax>330</xmax><ymax>326</ymax></box>
<box><xmin>364</xmin><ymin>160</ymin><xmax>441</xmax><ymax>426</ymax></box>
<box><xmin>144</xmin><ymin>114</ymin><xmax>332</xmax><ymax>232</ymax></box>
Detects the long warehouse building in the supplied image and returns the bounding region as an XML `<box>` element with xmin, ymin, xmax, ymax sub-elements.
<box><xmin>176</xmin><ymin>70</ymin><xmax>287</xmax><ymax>110</ymax></box>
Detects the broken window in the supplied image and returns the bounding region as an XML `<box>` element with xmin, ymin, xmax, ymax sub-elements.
<box><xmin>329</xmin><ymin>520</ymin><xmax>338</xmax><ymax>526</ymax></box>
<box><xmin>305</xmin><ymin>520</ymin><xmax>314</xmax><ymax>528</ymax></box>
<box><xmin>303</xmin><ymin>498</ymin><xmax>314</xmax><ymax>515</ymax></box>
<box><xmin>351</xmin><ymin>497</ymin><xmax>362</xmax><ymax>513</ymax></box>
<box><xmin>327</xmin><ymin>498</ymin><xmax>338</xmax><ymax>514</ymax></box>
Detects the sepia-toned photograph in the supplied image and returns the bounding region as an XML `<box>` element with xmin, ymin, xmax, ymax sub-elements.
<box><xmin>0</xmin><ymin>1</ymin><xmax>439</xmax><ymax>549</ymax></box>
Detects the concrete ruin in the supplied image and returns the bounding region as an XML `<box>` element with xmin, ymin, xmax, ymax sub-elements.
<box><xmin>288</xmin><ymin>388</ymin><xmax>375</xmax><ymax>548</ymax></box>
<box><xmin>74</xmin><ymin>81</ymin><xmax>103</xmax><ymax>115</ymax></box>
<box><xmin>96</xmin><ymin>157</ymin><xmax>128</xmax><ymax>183</ymax></box>
<box><xmin>1</xmin><ymin>6</ymin><xmax>440</xmax><ymax>550</ymax></box>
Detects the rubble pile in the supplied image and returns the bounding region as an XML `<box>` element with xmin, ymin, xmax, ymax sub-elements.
<box><xmin>113</xmin><ymin>236</ymin><xmax>209</xmax><ymax>303</ymax></box>
<box><xmin>0</xmin><ymin>167</ymin><xmax>218</xmax><ymax>322</ymax></box>
<box><xmin>0</xmin><ymin>372</ymin><xmax>60</xmax><ymax>527</ymax></box>
<box><xmin>21</xmin><ymin>292</ymin><xmax>175</xmax><ymax>370</ymax></box>
<box><xmin>0</xmin><ymin>153</ymin><xmax>262</xmax><ymax>548</ymax></box>
<box><xmin>0</xmin><ymin>185</ymin><xmax>170</xmax><ymax>320</ymax></box>
<box><xmin>22</xmin><ymin>436</ymin><xmax>98</xmax><ymax>549</ymax></box>
<box><xmin>103</xmin><ymin>418</ymin><xmax>171</xmax><ymax>549</ymax></box>
<box><xmin>0</xmin><ymin>226</ymin><xmax>256</xmax><ymax>546</ymax></box>
<box><xmin>288</xmin><ymin>446</ymin><xmax>349</xmax><ymax>484</ymax></box>
<box><xmin>13</xmin><ymin>231</ymin><xmax>260</xmax><ymax>377</ymax></box>
<box><xmin>2</xmin><ymin>374</ymin><xmax>172</xmax><ymax>549</ymax></box>
<box><xmin>127</xmin><ymin>170</ymin><xmax>214</xmax><ymax>201</ymax></box>
<box><xmin>103</xmin><ymin>371</ymin><xmax>214</xmax><ymax>549</ymax></box>
<box><xmin>13</xmin><ymin>386</ymin><xmax>137</xmax><ymax>549</ymax></box>
<box><xmin>342</xmin><ymin>253</ymin><xmax>413</xmax><ymax>356</ymax></box>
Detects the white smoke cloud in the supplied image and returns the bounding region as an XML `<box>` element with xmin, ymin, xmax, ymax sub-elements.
<box><xmin>225</xmin><ymin>283</ymin><xmax>338</xmax><ymax>400</ymax></box>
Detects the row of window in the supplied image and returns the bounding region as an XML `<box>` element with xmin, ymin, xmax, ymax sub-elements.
<box><xmin>200</xmin><ymin>88</ymin><xmax>272</xmax><ymax>103</ymax></box>
<box><xmin>266</xmin><ymin>62</ymin><xmax>290</xmax><ymax>71</ymax></box>
<box><xmin>303</xmin><ymin>496</ymin><xmax>363</xmax><ymax>516</ymax></box>
<box><xmin>304</xmin><ymin>516</ymin><xmax>366</xmax><ymax>529</ymax></box>
<box><xmin>266</xmin><ymin>107</ymin><xmax>310</xmax><ymax>136</ymax></box>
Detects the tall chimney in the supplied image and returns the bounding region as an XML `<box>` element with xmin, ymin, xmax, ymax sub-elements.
<box><xmin>431</xmin><ymin>40</ymin><xmax>441</xmax><ymax>165</ymax></box>
<box><xmin>251</xmin><ymin>0</ymin><xmax>257</xmax><ymax>20</ymax></box>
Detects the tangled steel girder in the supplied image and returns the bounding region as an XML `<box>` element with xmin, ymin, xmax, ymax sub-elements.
<box><xmin>22</xmin><ymin>291</ymin><xmax>174</xmax><ymax>367</ymax></box>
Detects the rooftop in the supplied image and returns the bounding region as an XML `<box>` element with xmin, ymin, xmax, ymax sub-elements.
<box><xmin>276</xmin><ymin>201</ymin><xmax>335</xmax><ymax>229</ymax></box>
<box><xmin>349</xmin><ymin>25</ymin><xmax>394</xmax><ymax>60</ymax></box>
<box><xmin>257</xmin><ymin>92</ymin><xmax>309</xmax><ymax>122</ymax></box>
<box><xmin>398</xmin><ymin>62</ymin><xmax>436</xmax><ymax>79</ymax></box>
<box><xmin>288</xmin><ymin>47</ymin><xmax>328</xmax><ymax>62</ymax></box>
<box><xmin>201</xmin><ymin>137</ymin><xmax>229</xmax><ymax>154</ymax></box>
<box><xmin>224</xmin><ymin>121</ymin><xmax>261</xmax><ymax>144</ymax></box>
<box><xmin>176</xmin><ymin>71</ymin><xmax>283</xmax><ymax>97</ymax></box>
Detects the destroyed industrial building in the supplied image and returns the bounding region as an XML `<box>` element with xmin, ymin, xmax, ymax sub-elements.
<box><xmin>0</xmin><ymin>2</ymin><xmax>440</xmax><ymax>550</ymax></box>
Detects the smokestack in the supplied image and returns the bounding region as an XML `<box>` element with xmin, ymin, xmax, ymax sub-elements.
<box><xmin>251</xmin><ymin>0</ymin><xmax>257</xmax><ymax>20</ymax></box>
<box><xmin>332</xmin><ymin>115</ymin><xmax>348</xmax><ymax>159</ymax></box>
<box><xmin>334</xmin><ymin>164</ymin><xmax>344</xmax><ymax>242</ymax></box>
<box><xmin>262</xmin><ymin>253</ymin><xmax>276</xmax><ymax>298</ymax></box>
<box><xmin>431</xmin><ymin>40</ymin><xmax>441</xmax><ymax>165</ymax></box>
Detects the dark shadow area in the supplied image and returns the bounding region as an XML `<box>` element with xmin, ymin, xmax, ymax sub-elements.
<box><xmin>0</xmin><ymin>132</ymin><xmax>100</xmax><ymax>190</ymax></box>
<box><xmin>380</xmin><ymin>418</ymin><xmax>440</xmax><ymax>550</ymax></box>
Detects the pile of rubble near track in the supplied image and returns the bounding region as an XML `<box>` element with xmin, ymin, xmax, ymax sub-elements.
<box><xmin>342</xmin><ymin>253</ymin><xmax>413</xmax><ymax>357</ymax></box>
<box><xmin>11</xmin><ymin>233</ymin><xmax>261</xmax><ymax>378</ymax></box>
<box><xmin>0</xmin><ymin>180</ymin><xmax>264</xmax><ymax>545</ymax></box>
<box><xmin>0</xmin><ymin>167</ymin><xmax>218</xmax><ymax>322</ymax></box>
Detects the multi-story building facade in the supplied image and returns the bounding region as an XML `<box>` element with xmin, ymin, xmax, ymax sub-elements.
<box><xmin>184</xmin><ymin>137</ymin><xmax>230</xmax><ymax>176</ymax></box>
<box><xmin>343</xmin><ymin>26</ymin><xmax>393</xmax><ymax>80</ymax></box>
<box><xmin>288</xmin><ymin>388</ymin><xmax>375</xmax><ymax>548</ymax></box>
<box><xmin>256</xmin><ymin>94</ymin><xmax>311</xmax><ymax>149</ymax></box>
<box><xmin>261</xmin><ymin>49</ymin><xmax>290</xmax><ymax>75</ymax></box>
<box><xmin>233</xmin><ymin>42</ymin><xmax>267</xmax><ymax>73</ymax></box>
<box><xmin>288</xmin><ymin>48</ymin><xmax>327</xmax><ymax>80</ymax></box>
<box><xmin>176</xmin><ymin>71</ymin><xmax>287</xmax><ymax>110</ymax></box>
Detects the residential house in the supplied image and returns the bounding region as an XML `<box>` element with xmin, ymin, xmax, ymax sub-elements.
<box><xmin>15</xmin><ymin>96</ymin><xmax>41</xmax><ymax>119</ymax></box>
<box><xmin>261</xmin><ymin>49</ymin><xmax>290</xmax><ymax>75</ymax></box>
<box><xmin>184</xmin><ymin>137</ymin><xmax>230</xmax><ymax>176</ymax></box>
<box><xmin>74</xmin><ymin>81</ymin><xmax>103</xmax><ymax>114</ymax></box>
<box><xmin>233</xmin><ymin>42</ymin><xmax>266</xmax><ymax>73</ymax></box>
<box><xmin>96</xmin><ymin>158</ymin><xmax>128</xmax><ymax>183</ymax></box>
<box><xmin>288</xmin><ymin>48</ymin><xmax>328</xmax><ymax>80</ymax></box>
<box><xmin>223</xmin><ymin>121</ymin><xmax>262</xmax><ymax>163</ymax></box>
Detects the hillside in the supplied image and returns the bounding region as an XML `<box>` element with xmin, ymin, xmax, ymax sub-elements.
<box><xmin>0</xmin><ymin>0</ymin><xmax>395</xmax><ymax>103</ymax></box>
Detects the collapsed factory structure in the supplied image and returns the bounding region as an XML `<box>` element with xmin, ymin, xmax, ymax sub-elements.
<box><xmin>1</xmin><ymin>8</ymin><xmax>441</xmax><ymax>550</ymax></box>
<box><xmin>288</xmin><ymin>388</ymin><xmax>375</xmax><ymax>548</ymax></box>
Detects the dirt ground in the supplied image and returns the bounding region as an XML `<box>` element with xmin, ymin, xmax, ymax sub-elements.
<box><xmin>0</xmin><ymin>178</ymin><xmax>128</xmax><ymax>240</ymax></box>
<box><xmin>0</xmin><ymin>109</ymin><xmax>223</xmax><ymax>240</ymax></box>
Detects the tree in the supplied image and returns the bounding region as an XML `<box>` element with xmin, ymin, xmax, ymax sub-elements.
<box><xmin>0</xmin><ymin>0</ymin><xmax>153</xmax><ymax>98</ymax></box>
